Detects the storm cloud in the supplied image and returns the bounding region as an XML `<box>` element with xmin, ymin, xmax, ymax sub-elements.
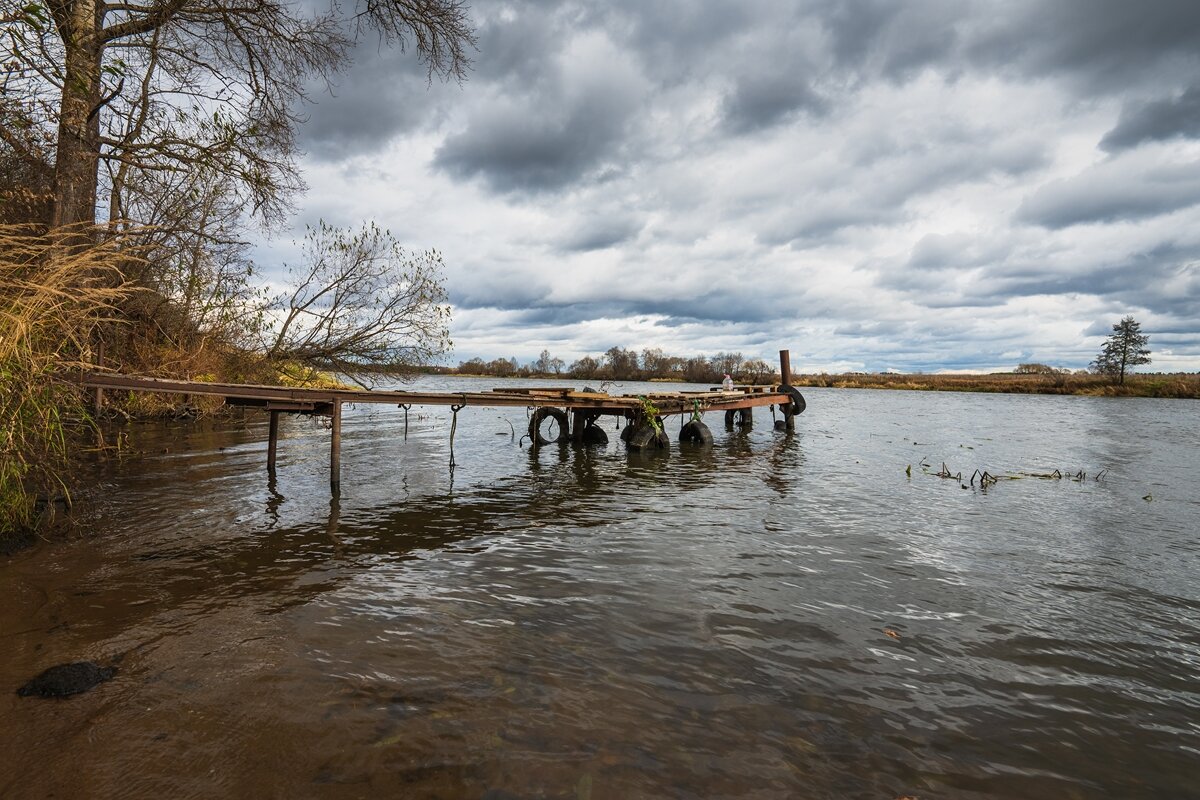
<box><xmin>274</xmin><ymin>0</ymin><xmax>1200</xmax><ymax>373</ymax></box>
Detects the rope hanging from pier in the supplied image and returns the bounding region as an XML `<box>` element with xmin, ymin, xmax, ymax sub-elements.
<box><xmin>449</xmin><ymin>403</ymin><xmax>465</xmax><ymax>467</ymax></box>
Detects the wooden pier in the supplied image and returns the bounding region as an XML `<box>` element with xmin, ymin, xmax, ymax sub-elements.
<box><xmin>82</xmin><ymin>350</ymin><xmax>806</xmax><ymax>494</ymax></box>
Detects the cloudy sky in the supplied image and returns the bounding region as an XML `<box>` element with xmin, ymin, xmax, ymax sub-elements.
<box><xmin>265</xmin><ymin>0</ymin><xmax>1200</xmax><ymax>373</ymax></box>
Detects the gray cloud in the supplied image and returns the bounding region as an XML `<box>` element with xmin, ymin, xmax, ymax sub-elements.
<box><xmin>1100</xmin><ymin>86</ymin><xmax>1200</xmax><ymax>152</ymax></box>
<box><xmin>295</xmin><ymin>26</ymin><xmax>458</xmax><ymax>162</ymax></box>
<box><xmin>722</xmin><ymin>73</ymin><xmax>826</xmax><ymax>134</ymax></box>
<box><xmin>558</xmin><ymin>214</ymin><xmax>643</xmax><ymax>252</ymax></box>
<box><xmin>820</xmin><ymin>0</ymin><xmax>963</xmax><ymax>81</ymax></box>
<box><xmin>968</xmin><ymin>0</ymin><xmax>1200</xmax><ymax>92</ymax></box>
<box><xmin>433</xmin><ymin>58</ymin><xmax>643</xmax><ymax>192</ymax></box>
<box><xmin>761</xmin><ymin>132</ymin><xmax>1047</xmax><ymax>245</ymax></box>
<box><xmin>1017</xmin><ymin>158</ymin><xmax>1200</xmax><ymax>228</ymax></box>
<box><xmin>282</xmin><ymin>0</ymin><xmax>1200</xmax><ymax>371</ymax></box>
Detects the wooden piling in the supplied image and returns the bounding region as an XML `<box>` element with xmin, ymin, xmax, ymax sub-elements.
<box><xmin>571</xmin><ymin>410</ymin><xmax>585</xmax><ymax>444</ymax></box>
<box><xmin>330</xmin><ymin>401</ymin><xmax>342</xmax><ymax>494</ymax></box>
<box><xmin>267</xmin><ymin>411</ymin><xmax>280</xmax><ymax>472</ymax></box>
<box><xmin>780</xmin><ymin>349</ymin><xmax>795</xmax><ymax>432</ymax></box>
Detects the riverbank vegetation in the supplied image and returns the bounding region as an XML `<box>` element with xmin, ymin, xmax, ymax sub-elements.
<box><xmin>787</xmin><ymin>371</ymin><xmax>1199</xmax><ymax>399</ymax></box>
<box><xmin>0</xmin><ymin>0</ymin><xmax>475</xmax><ymax>544</ymax></box>
<box><xmin>0</xmin><ymin>225</ymin><xmax>135</xmax><ymax>544</ymax></box>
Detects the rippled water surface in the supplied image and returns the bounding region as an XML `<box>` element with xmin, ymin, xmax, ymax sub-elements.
<box><xmin>3</xmin><ymin>378</ymin><xmax>1199</xmax><ymax>798</ymax></box>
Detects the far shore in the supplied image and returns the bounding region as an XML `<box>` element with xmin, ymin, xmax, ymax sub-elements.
<box><xmin>788</xmin><ymin>372</ymin><xmax>1199</xmax><ymax>399</ymax></box>
<box><xmin>422</xmin><ymin>369</ymin><xmax>1200</xmax><ymax>399</ymax></box>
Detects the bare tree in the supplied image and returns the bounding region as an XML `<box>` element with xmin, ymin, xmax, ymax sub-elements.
<box><xmin>742</xmin><ymin>358</ymin><xmax>772</xmax><ymax>383</ymax></box>
<box><xmin>1</xmin><ymin>0</ymin><xmax>475</xmax><ymax>230</ymax></box>
<box><xmin>268</xmin><ymin>221</ymin><xmax>451</xmax><ymax>378</ymax></box>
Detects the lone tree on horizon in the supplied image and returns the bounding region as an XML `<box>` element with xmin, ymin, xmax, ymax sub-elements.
<box><xmin>1091</xmin><ymin>316</ymin><xmax>1151</xmax><ymax>385</ymax></box>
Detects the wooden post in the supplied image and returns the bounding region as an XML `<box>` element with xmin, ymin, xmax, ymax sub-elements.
<box><xmin>93</xmin><ymin>340</ymin><xmax>105</xmax><ymax>414</ymax></box>
<box><xmin>330</xmin><ymin>401</ymin><xmax>342</xmax><ymax>494</ymax></box>
<box><xmin>267</xmin><ymin>411</ymin><xmax>280</xmax><ymax>472</ymax></box>
<box><xmin>571</xmin><ymin>409</ymin><xmax>585</xmax><ymax>443</ymax></box>
<box><xmin>780</xmin><ymin>349</ymin><xmax>795</xmax><ymax>432</ymax></box>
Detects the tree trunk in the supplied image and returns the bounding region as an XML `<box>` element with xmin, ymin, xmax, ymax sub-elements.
<box><xmin>51</xmin><ymin>0</ymin><xmax>103</xmax><ymax>230</ymax></box>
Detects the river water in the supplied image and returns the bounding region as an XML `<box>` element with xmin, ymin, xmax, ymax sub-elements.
<box><xmin>2</xmin><ymin>378</ymin><xmax>1198</xmax><ymax>798</ymax></box>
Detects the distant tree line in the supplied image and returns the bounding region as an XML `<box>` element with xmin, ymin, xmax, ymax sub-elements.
<box><xmin>456</xmin><ymin>347</ymin><xmax>777</xmax><ymax>384</ymax></box>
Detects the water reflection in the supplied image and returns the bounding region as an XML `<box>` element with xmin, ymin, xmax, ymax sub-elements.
<box><xmin>265</xmin><ymin>473</ymin><xmax>285</xmax><ymax>528</ymax></box>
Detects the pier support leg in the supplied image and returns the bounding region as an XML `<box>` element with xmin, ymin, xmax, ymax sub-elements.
<box><xmin>571</xmin><ymin>410</ymin><xmax>585</xmax><ymax>444</ymax></box>
<box><xmin>737</xmin><ymin>408</ymin><xmax>753</xmax><ymax>428</ymax></box>
<box><xmin>779</xmin><ymin>349</ymin><xmax>796</xmax><ymax>432</ymax></box>
<box><xmin>267</xmin><ymin>411</ymin><xmax>280</xmax><ymax>472</ymax></box>
<box><xmin>330</xmin><ymin>401</ymin><xmax>342</xmax><ymax>495</ymax></box>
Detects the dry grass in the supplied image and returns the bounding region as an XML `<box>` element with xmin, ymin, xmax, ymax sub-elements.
<box><xmin>792</xmin><ymin>372</ymin><xmax>1200</xmax><ymax>399</ymax></box>
<box><xmin>1</xmin><ymin>223</ymin><xmax>137</xmax><ymax>542</ymax></box>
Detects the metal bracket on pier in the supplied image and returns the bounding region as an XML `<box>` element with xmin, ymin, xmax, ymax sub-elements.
<box><xmin>449</xmin><ymin>403</ymin><xmax>465</xmax><ymax>468</ymax></box>
<box><xmin>398</xmin><ymin>403</ymin><xmax>412</xmax><ymax>439</ymax></box>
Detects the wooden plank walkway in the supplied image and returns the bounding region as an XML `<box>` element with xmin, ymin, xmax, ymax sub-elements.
<box><xmin>79</xmin><ymin>349</ymin><xmax>805</xmax><ymax>494</ymax></box>
<box><xmin>80</xmin><ymin>371</ymin><xmax>789</xmax><ymax>414</ymax></box>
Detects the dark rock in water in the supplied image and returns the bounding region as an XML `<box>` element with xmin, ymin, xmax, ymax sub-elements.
<box><xmin>17</xmin><ymin>662</ymin><xmax>117</xmax><ymax>698</ymax></box>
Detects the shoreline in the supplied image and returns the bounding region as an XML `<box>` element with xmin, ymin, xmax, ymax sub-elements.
<box><xmin>788</xmin><ymin>373</ymin><xmax>1200</xmax><ymax>399</ymax></box>
<box><xmin>428</xmin><ymin>371</ymin><xmax>1200</xmax><ymax>400</ymax></box>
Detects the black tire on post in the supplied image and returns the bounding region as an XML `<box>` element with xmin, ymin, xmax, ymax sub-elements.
<box><xmin>582</xmin><ymin>423</ymin><xmax>609</xmax><ymax>445</ymax></box>
<box><xmin>528</xmin><ymin>407</ymin><xmax>569</xmax><ymax>445</ymax></box>
<box><xmin>620</xmin><ymin>423</ymin><xmax>635</xmax><ymax>442</ymax></box>
<box><xmin>679</xmin><ymin>420</ymin><xmax>713</xmax><ymax>446</ymax></box>
<box><xmin>724</xmin><ymin>410</ymin><xmax>736</xmax><ymax>427</ymax></box>
<box><xmin>627</xmin><ymin>424</ymin><xmax>669</xmax><ymax>451</ymax></box>
<box><xmin>782</xmin><ymin>385</ymin><xmax>806</xmax><ymax>415</ymax></box>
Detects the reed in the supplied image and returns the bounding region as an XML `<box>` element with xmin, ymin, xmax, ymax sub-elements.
<box><xmin>0</xmin><ymin>224</ymin><xmax>136</xmax><ymax>544</ymax></box>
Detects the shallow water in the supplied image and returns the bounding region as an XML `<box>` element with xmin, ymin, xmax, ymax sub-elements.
<box><xmin>2</xmin><ymin>378</ymin><xmax>1199</xmax><ymax>798</ymax></box>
